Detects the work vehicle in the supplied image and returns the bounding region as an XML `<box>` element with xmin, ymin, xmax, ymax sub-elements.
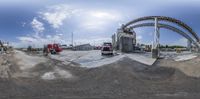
<box><xmin>43</xmin><ymin>43</ymin><xmax>62</xmax><ymax>55</ymax></box>
<box><xmin>101</xmin><ymin>42</ymin><xmax>113</xmax><ymax>55</ymax></box>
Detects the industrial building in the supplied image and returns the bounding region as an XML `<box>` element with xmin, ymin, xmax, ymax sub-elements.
<box><xmin>112</xmin><ymin>28</ymin><xmax>136</xmax><ymax>52</ymax></box>
<box><xmin>73</xmin><ymin>44</ymin><xmax>93</xmax><ymax>51</ymax></box>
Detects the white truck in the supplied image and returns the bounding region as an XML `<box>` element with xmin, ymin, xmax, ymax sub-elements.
<box><xmin>101</xmin><ymin>42</ymin><xmax>113</xmax><ymax>55</ymax></box>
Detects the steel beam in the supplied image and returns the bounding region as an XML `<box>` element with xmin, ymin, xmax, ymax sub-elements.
<box><xmin>122</xmin><ymin>16</ymin><xmax>199</xmax><ymax>42</ymax></box>
<box><xmin>128</xmin><ymin>23</ymin><xmax>200</xmax><ymax>49</ymax></box>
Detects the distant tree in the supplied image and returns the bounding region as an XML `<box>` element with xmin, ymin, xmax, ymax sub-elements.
<box><xmin>159</xmin><ymin>44</ymin><xmax>165</xmax><ymax>48</ymax></box>
<box><xmin>166</xmin><ymin>45</ymin><xmax>168</xmax><ymax>48</ymax></box>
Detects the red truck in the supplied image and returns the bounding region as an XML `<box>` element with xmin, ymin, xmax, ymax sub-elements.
<box><xmin>43</xmin><ymin>43</ymin><xmax>62</xmax><ymax>55</ymax></box>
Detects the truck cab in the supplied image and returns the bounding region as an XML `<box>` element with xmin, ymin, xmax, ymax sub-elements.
<box><xmin>46</xmin><ymin>43</ymin><xmax>62</xmax><ymax>54</ymax></box>
<box><xmin>101</xmin><ymin>42</ymin><xmax>113</xmax><ymax>55</ymax></box>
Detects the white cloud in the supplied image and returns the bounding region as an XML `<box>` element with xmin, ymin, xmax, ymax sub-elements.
<box><xmin>16</xmin><ymin>16</ymin><xmax>66</xmax><ymax>48</ymax></box>
<box><xmin>57</xmin><ymin>33</ymin><xmax>63</xmax><ymax>36</ymax></box>
<box><xmin>39</xmin><ymin>4</ymin><xmax>122</xmax><ymax>31</ymax></box>
<box><xmin>40</xmin><ymin>4</ymin><xmax>80</xmax><ymax>29</ymax></box>
<box><xmin>15</xmin><ymin>34</ymin><xmax>66</xmax><ymax>48</ymax></box>
<box><xmin>31</xmin><ymin>18</ymin><xmax>45</xmax><ymax>33</ymax></box>
<box><xmin>18</xmin><ymin>36</ymin><xmax>38</xmax><ymax>43</ymax></box>
<box><xmin>80</xmin><ymin>11</ymin><xmax>122</xmax><ymax>30</ymax></box>
<box><xmin>15</xmin><ymin>4</ymin><xmax>122</xmax><ymax>48</ymax></box>
<box><xmin>22</xmin><ymin>22</ymin><xmax>26</xmax><ymax>27</ymax></box>
<box><xmin>15</xmin><ymin>5</ymin><xmax>76</xmax><ymax>48</ymax></box>
<box><xmin>74</xmin><ymin>37</ymin><xmax>112</xmax><ymax>46</ymax></box>
<box><xmin>89</xmin><ymin>11</ymin><xmax>120</xmax><ymax>20</ymax></box>
<box><xmin>136</xmin><ymin>35</ymin><xmax>142</xmax><ymax>40</ymax></box>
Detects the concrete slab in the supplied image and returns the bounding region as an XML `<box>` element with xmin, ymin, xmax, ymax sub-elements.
<box><xmin>125</xmin><ymin>53</ymin><xmax>157</xmax><ymax>65</ymax></box>
<box><xmin>51</xmin><ymin>50</ymin><xmax>157</xmax><ymax>68</ymax></box>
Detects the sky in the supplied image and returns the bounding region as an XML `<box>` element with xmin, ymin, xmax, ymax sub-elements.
<box><xmin>0</xmin><ymin>0</ymin><xmax>200</xmax><ymax>48</ymax></box>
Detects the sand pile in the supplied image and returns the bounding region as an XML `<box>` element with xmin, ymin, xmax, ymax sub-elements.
<box><xmin>41</xmin><ymin>66</ymin><xmax>73</xmax><ymax>80</ymax></box>
<box><xmin>158</xmin><ymin>55</ymin><xmax>200</xmax><ymax>78</ymax></box>
<box><xmin>14</xmin><ymin>50</ymin><xmax>48</xmax><ymax>70</ymax></box>
<box><xmin>0</xmin><ymin>56</ymin><xmax>11</xmax><ymax>78</ymax></box>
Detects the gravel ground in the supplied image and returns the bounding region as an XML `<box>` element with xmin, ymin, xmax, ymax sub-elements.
<box><xmin>0</xmin><ymin>51</ymin><xmax>200</xmax><ymax>99</ymax></box>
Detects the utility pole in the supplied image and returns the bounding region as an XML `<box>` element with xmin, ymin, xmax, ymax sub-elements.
<box><xmin>71</xmin><ymin>32</ymin><xmax>74</xmax><ymax>47</ymax></box>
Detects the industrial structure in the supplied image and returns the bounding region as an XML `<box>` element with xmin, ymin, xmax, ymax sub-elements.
<box><xmin>0</xmin><ymin>40</ymin><xmax>11</xmax><ymax>53</ymax></box>
<box><xmin>73</xmin><ymin>44</ymin><xmax>93</xmax><ymax>51</ymax></box>
<box><xmin>112</xmin><ymin>28</ymin><xmax>136</xmax><ymax>52</ymax></box>
<box><xmin>112</xmin><ymin>16</ymin><xmax>200</xmax><ymax>58</ymax></box>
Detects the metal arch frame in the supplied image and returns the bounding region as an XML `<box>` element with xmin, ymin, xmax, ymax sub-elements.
<box><xmin>122</xmin><ymin>16</ymin><xmax>199</xmax><ymax>42</ymax></box>
<box><xmin>128</xmin><ymin>23</ymin><xmax>200</xmax><ymax>48</ymax></box>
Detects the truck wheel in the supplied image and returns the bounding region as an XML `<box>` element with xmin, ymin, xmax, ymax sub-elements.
<box><xmin>50</xmin><ymin>50</ymin><xmax>53</xmax><ymax>54</ymax></box>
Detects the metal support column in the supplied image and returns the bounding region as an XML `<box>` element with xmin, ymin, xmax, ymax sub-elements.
<box><xmin>187</xmin><ymin>40</ymin><xmax>192</xmax><ymax>51</ymax></box>
<box><xmin>152</xmin><ymin>18</ymin><xmax>160</xmax><ymax>58</ymax></box>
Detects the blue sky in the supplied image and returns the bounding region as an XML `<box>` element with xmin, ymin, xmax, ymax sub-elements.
<box><xmin>0</xmin><ymin>0</ymin><xmax>200</xmax><ymax>48</ymax></box>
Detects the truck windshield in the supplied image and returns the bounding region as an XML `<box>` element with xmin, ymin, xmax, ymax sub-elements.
<box><xmin>103</xmin><ymin>47</ymin><xmax>110</xmax><ymax>51</ymax></box>
<box><xmin>103</xmin><ymin>43</ymin><xmax>112</xmax><ymax>46</ymax></box>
